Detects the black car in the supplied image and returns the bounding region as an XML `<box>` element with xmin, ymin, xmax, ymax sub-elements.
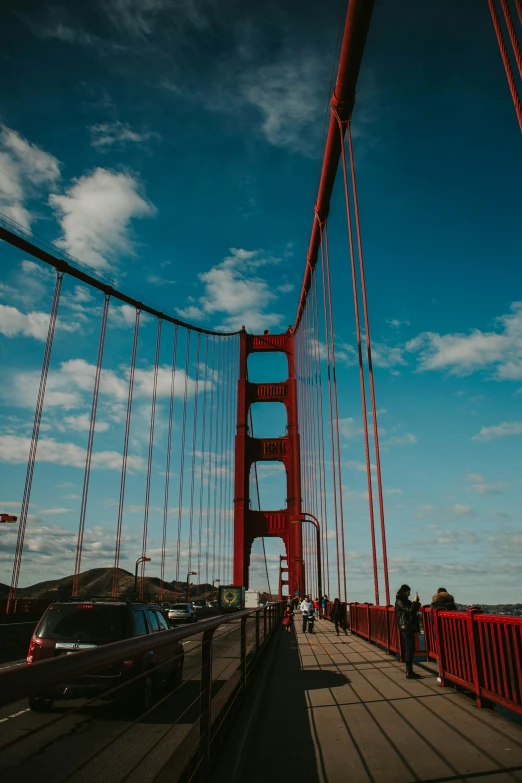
<box><xmin>26</xmin><ymin>599</ymin><xmax>184</xmax><ymax>713</ymax></box>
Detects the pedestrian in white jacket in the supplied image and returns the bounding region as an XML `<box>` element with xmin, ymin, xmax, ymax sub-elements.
<box><xmin>300</xmin><ymin>596</ymin><xmax>314</xmax><ymax>633</ymax></box>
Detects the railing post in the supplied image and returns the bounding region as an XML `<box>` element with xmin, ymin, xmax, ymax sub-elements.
<box><xmin>255</xmin><ymin>609</ymin><xmax>260</xmax><ymax>652</ymax></box>
<box><xmin>240</xmin><ymin>616</ymin><xmax>247</xmax><ymax>691</ymax></box>
<box><xmin>385</xmin><ymin>605</ymin><xmax>392</xmax><ymax>655</ymax></box>
<box><xmin>263</xmin><ymin>607</ymin><xmax>267</xmax><ymax>645</ymax></box>
<box><xmin>366</xmin><ymin>603</ymin><xmax>372</xmax><ymax>642</ymax></box>
<box><xmin>432</xmin><ymin>608</ymin><xmax>445</xmax><ymax>685</ymax></box>
<box><xmin>467</xmin><ymin>607</ymin><xmax>490</xmax><ymax>709</ymax></box>
<box><xmin>200</xmin><ymin>628</ymin><xmax>215</xmax><ymax>766</ymax></box>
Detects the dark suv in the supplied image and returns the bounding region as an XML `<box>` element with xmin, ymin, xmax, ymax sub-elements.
<box><xmin>26</xmin><ymin>599</ymin><xmax>184</xmax><ymax>713</ymax></box>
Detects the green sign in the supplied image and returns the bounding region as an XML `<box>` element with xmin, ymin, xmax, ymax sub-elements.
<box><xmin>219</xmin><ymin>585</ymin><xmax>245</xmax><ymax>610</ymax></box>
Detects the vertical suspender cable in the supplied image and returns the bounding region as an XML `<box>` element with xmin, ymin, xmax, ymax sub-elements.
<box><xmin>499</xmin><ymin>0</ymin><xmax>522</xmax><ymax>79</ymax></box>
<box><xmin>312</xmin><ymin>273</ymin><xmax>330</xmax><ymax>597</ymax></box>
<box><xmin>8</xmin><ymin>271</ymin><xmax>64</xmax><ymax>611</ymax></box>
<box><xmin>187</xmin><ymin>333</ymin><xmax>201</xmax><ymax>584</ymax></box>
<box><xmin>323</xmin><ymin>226</ymin><xmax>347</xmax><ymax>602</ymax></box>
<box><xmin>139</xmin><ymin>318</ymin><xmax>163</xmax><ymax>599</ymax></box>
<box><xmin>488</xmin><ymin>0</ymin><xmax>522</xmax><ymax>131</ymax></box>
<box><xmin>338</xmin><ymin>117</ymin><xmax>380</xmax><ymax>605</ymax></box>
<box><xmin>212</xmin><ymin>340</ymin><xmax>222</xmax><ymax>585</ymax></box>
<box><xmin>319</xmin><ymin>223</ymin><xmax>341</xmax><ymax>600</ymax></box>
<box><xmin>197</xmin><ymin>335</ymin><xmax>209</xmax><ymax>589</ymax></box>
<box><xmin>348</xmin><ymin>124</ymin><xmax>390</xmax><ymax>605</ymax></box>
<box><xmin>205</xmin><ymin>337</ymin><xmax>216</xmax><ymax>587</ymax></box>
<box><xmin>112</xmin><ymin>308</ymin><xmax>140</xmax><ymax>597</ymax></box>
<box><xmin>73</xmin><ymin>293</ymin><xmax>110</xmax><ymax>597</ymax></box>
<box><xmin>516</xmin><ymin>0</ymin><xmax>522</xmax><ymax>25</ymax></box>
<box><xmin>175</xmin><ymin>331</ymin><xmax>191</xmax><ymax>591</ymax></box>
<box><xmin>160</xmin><ymin>326</ymin><xmax>179</xmax><ymax>600</ymax></box>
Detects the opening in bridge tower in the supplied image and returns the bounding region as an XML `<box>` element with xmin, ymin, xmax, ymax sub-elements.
<box><xmin>233</xmin><ymin>329</ymin><xmax>304</xmax><ymax>597</ymax></box>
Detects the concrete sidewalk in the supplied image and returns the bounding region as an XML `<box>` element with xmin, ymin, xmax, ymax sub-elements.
<box><xmin>229</xmin><ymin>619</ymin><xmax>522</xmax><ymax>782</ymax></box>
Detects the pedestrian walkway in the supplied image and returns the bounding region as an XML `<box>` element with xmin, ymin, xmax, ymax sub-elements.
<box><xmin>231</xmin><ymin>619</ymin><xmax>522</xmax><ymax>782</ymax></box>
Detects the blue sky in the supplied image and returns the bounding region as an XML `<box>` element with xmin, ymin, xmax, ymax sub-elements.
<box><xmin>0</xmin><ymin>0</ymin><xmax>521</xmax><ymax>603</ymax></box>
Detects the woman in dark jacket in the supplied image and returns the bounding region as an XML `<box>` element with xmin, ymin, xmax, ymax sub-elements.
<box><xmin>331</xmin><ymin>598</ymin><xmax>348</xmax><ymax>636</ymax></box>
<box><xmin>395</xmin><ymin>584</ymin><xmax>421</xmax><ymax>679</ymax></box>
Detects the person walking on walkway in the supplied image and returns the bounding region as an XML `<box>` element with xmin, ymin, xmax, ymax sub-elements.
<box><xmin>395</xmin><ymin>584</ymin><xmax>421</xmax><ymax>679</ymax></box>
<box><xmin>282</xmin><ymin>606</ymin><xmax>292</xmax><ymax>634</ymax></box>
<box><xmin>321</xmin><ymin>595</ymin><xmax>328</xmax><ymax>618</ymax></box>
<box><xmin>431</xmin><ymin>587</ymin><xmax>457</xmax><ymax>611</ymax></box>
<box><xmin>331</xmin><ymin>598</ymin><xmax>348</xmax><ymax>636</ymax></box>
<box><xmin>313</xmin><ymin>598</ymin><xmax>320</xmax><ymax>619</ymax></box>
<box><xmin>300</xmin><ymin>595</ymin><xmax>314</xmax><ymax>633</ymax></box>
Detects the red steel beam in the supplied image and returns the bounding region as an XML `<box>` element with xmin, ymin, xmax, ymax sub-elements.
<box><xmin>293</xmin><ymin>0</ymin><xmax>375</xmax><ymax>331</ymax></box>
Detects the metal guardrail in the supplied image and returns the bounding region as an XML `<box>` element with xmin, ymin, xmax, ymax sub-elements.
<box><xmin>349</xmin><ymin>602</ymin><xmax>522</xmax><ymax>718</ymax></box>
<box><xmin>0</xmin><ymin>602</ymin><xmax>284</xmax><ymax>782</ymax></box>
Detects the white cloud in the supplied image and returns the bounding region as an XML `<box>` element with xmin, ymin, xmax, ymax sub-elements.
<box><xmin>385</xmin><ymin>488</ymin><xmax>403</xmax><ymax>495</ymax></box>
<box><xmin>382</xmin><ymin>433</ymin><xmax>417</xmax><ymax>446</ymax></box>
<box><xmin>177</xmin><ymin>247</ymin><xmax>284</xmax><ymax>331</ymax></box>
<box><xmin>89</xmin><ymin>121</ymin><xmax>160</xmax><ymax>149</ymax></box>
<box><xmin>39</xmin><ymin>507</ymin><xmax>71</xmax><ymax>515</ymax></box>
<box><xmin>345</xmin><ymin>460</ymin><xmax>376</xmax><ymax>473</ymax></box>
<box><xmin>146</xmin><ymin>274</ymin><xmax>175</xmax><ymax>286</ymax></box>
<box><xmin>0</xmin><ymin>303</ymin><xmax>81</xmax><ymax>341</ymax></box>
<box><xmin>240</xmin><ymin>52</ymin><xmax>327</xmax><ymax>156</ymax></box>
<box><xmin>0</xmin><ymin>434</ymin><xmax>146</xmax><ymax>472</ymax></box>
<box><xmin>386</xmin><ymin>319</ymin><xmax>410</xmax><ymax>328</ymax></box>
<box><xmin>49</xmin><ymin>168</ymin><xmax>156</xmax><ymax>270</ymax></box>
<box><xmin>464</xmin><ymin>473</ymin><xmax>509</xmax><ymax>495</ymax></box>
<box><xmin>60</xmin><ymin>414</ymin><xmax>110</xmax><ymax>433</ymax></box>
<box><xmin>2</xmin><ymin>358</ymin><xmax>203</xmax><ymax>412</ymax></box>
<box><xmin>0</xmin><ymin>125</ymin><xmax>61</xmax><ymax>230</ymax></box>
<box><xmin>445</xmin><ymin>504</ymin><xmax>474</xmax><ymax>517</ymax></box>
<box><xmin>472</xmin><ymin>421</ymin><xmax>522</xmax><ymax>441</ymax></box>
<box><xmin>407</xmin><ymin>302</ymin><xmax>522</xmax><ymax>379</ymax></box>
<box><xmin>338</xmin><ymin>417</ymin><xmax>359</xmax><ymax>440</ymax></box>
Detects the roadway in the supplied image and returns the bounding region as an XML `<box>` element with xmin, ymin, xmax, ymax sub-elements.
<box><xmin>0</xmin><ymin>615</ymin><xmax>258</xmax><ymax>783</ymax></box>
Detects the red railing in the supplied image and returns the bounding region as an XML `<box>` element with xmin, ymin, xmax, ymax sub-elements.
<box><xmin>349</xmin><ymin>603</ymin><xmax>522</xmax><ymax>717</ymax></box>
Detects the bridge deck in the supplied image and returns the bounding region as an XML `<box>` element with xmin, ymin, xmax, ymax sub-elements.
<box><xmin>232</xmin><ymin>619</ymin><xmax>522</xmax><ymax>783</ymax></box>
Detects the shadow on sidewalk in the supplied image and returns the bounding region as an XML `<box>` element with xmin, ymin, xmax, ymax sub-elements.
<box><xmin>214</xmin><ymin>629</ymin><xmax>343</xmax><ymax>783</ymax></box>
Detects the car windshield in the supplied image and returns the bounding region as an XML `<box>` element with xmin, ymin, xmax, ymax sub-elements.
<box><xmin>171</xmin><ymin>604</ymin><xmax>190</xmax><ymax>610</ymax></box>
<box><xmin>36</xmin><ymin>604</ymin><xmax>126</xmax><ymax>643</ymax></box>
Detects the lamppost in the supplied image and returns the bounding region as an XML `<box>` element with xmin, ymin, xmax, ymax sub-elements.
<box><xmin>291</xmin><ymin>513</ymin><xmax>322</xmax><ymax>610</ymax></box>
<box><xmin>134</xmin><ymin>556</ymin><xmax>151</xmax><ymax>601</ymax></box>
<box><xmin>186</xmin><ymin>571</ymin><xmax>197</xmax><ymax>602</ymax></box>
<box><xmin>212</xmin><ymin>579</ymin><xmax>220</xmax><ymax>602</ymax></box>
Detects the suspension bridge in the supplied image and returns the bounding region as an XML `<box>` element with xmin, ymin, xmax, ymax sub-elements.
<box><xmin>1</xmin><ymin>0</ymin><xmax>521</xmax><ymax>781</ymax></box>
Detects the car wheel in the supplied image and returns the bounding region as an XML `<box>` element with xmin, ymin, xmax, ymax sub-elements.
<box><xmin>141</xmin><ymin>673</ymin><xmax>156</xmax><ymax>713</ymax></box>
<box><xmin>169</xmin><ymin>658</ymin><xmax>183</xmax><ymax>691</ymax></box>
<box><xmin>29</xmin><ymin>696</ymin><xmax>54</xmax><ymax>713</ymax></box>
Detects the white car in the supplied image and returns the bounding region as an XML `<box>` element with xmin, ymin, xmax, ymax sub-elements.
<box><xmin>168</xmin><ymin>603</ymin><xmax>197</xmax><ymax>623</ymax></box>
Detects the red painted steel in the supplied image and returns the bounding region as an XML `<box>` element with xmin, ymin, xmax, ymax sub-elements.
<box><xmin>350</xmin><ymin>605</ymin><xmax>522</xmax><ymax>716</ymax></box>
<box><xmin>294</xmin><ymin>0</ymin><xmax>375</xmax><ymax>331</ymax></box>
<box><xmin>233</xmin><ymin>330</ymin><xmax>304</xmax><ymax>595</ymax></box>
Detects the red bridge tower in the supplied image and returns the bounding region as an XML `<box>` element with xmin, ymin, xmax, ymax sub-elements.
<box><xmin>233</xmin><ymin>330</ymin><xmax>304</xmax><ymax>597</ymax></box>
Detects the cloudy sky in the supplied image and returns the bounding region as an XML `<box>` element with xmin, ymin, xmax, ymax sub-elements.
<box><xmin>0</xmin><ymin>0</ymin><xmax>521</xmax><ymax>603</ymax></box>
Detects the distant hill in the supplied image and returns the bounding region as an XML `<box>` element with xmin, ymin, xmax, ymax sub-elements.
<box><xmin>0</xmin><ymin>568</ymin><xmax>215</xmax><ymax>602</ymax></box>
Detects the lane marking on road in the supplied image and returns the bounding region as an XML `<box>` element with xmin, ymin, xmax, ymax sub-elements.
<box><xmin>0</xmin><ymin>708</ymin><xmax>30</xmax><ymax>724</ymax></box>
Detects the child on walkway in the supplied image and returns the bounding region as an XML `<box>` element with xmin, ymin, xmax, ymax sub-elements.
<box><xmin>282</xmin><ymin>606</ymin><xmax>292</xmax><ymax>633</ymax></box>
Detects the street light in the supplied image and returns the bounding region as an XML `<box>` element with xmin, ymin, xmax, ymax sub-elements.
<box><xmin>291</xmin><ymin>513</ymin><xmax>322</xmax><ymax>611</ymax></box>
<box><xmin>134</xmin><ymin>556</ymin><xmax>151</xmax><ymax>601</ymax></box>
<box><xmin>186</xmin><ymin>571</ymin><xmax>197</xmax><ymax>602</ymax></box>
<box><xmin>212</xmin><ymin>578</ymin><xmax>220</xmax><ymax>602</ymax></box>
